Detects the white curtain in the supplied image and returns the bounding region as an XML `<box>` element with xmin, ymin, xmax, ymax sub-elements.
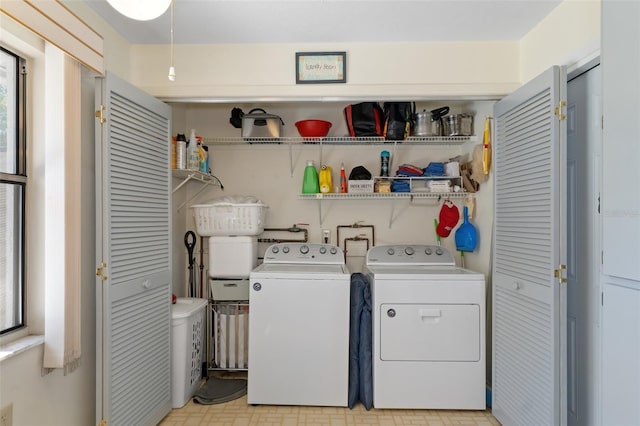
<box><xmin>43</xmin><ymin>47</ymin><xmax>82</xmax><ymax>374</ymax></box>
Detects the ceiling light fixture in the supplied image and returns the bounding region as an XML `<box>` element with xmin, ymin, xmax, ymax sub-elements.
<box><xmin>106</xmin><ymin>0</ymin><xmax>171</xmax><ymax>21</ymax></box>
<box><xmin>168</xmin><ymin>0</ymin><xmax>176</xmax><ymax>81</ymax></box>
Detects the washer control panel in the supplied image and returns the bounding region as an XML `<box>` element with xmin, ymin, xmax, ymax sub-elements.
<box><xmin>366</xmin><ymin>244</ymin><xmax>455</xmax><ymax>266</ymax></box>
<box><xmin>263</xmin><ymin>243</ymin><xmax>344</xmax><ymax>264</ymax></box>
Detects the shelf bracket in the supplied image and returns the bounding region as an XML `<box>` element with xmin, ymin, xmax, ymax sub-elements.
<box><xmin>289</xmin><ymin>142</ymin><xmax>294</xmax><ymax>177</ymax></box>
<box><xmin>177</xmin><ymin>184</ymin><xmax>210</xmax><ymax>212</ymax></box>
<box><xmin>317</xmin><ymin>199</ymin><xmax>324</xmax><ymax>226</ymax></box>
<box><xmin>388</xmin><ymin>200</ymin><xmax>396</xmax><ymax>229</ymax></box>
<box><xmin>172</xmin><ymin>170</ymin><xmax>222</xmax><ymax>211</ymax></box>
<box><xmin>172</xmin><ymin>174</ymin><xmax>193</xmax><ymax>193</ymax></box>
<box><xmin>388</xmin><ymin>198</ymin><xmax>408</xmax><ymax>228</ymax></box>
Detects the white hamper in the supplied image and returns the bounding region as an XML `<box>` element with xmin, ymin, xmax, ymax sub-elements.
<box><xmin>171</xmin><ymin>297</ymin><xmax>208</xmax><ymax>408</ymax></box>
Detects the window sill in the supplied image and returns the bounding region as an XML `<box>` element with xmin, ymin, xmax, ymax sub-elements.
<box><xmin>0</xmin><ymin>335</ymin><xmax>44</xmax><ymax>362</ymax></box>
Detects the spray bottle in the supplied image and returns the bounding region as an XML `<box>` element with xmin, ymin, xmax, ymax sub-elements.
<box><xmin>339</xmin><ymin>163</ymin><xmax>348</xmax><ymax>193</ymax></box>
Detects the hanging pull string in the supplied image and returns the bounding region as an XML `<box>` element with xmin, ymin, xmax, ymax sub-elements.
<box><xmin>168</xmin><ymin>0</ymin><xmax>176</xmax><ymax>81</ymax></box>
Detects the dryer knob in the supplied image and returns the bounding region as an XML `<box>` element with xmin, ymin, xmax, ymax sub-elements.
<box><xmin>425</xmin><ymin>248</ymin><xmax>432</xmax><ymax>255</ymax></box>
<box><xmin>319</xmin><ymin>247</ymin><xmax>327</xmax><ymax>254</ymax></box>
<box><xmin>330</xmin><ymin>247</ymin><xmax>338</xmax><ymax>255</ymax></box>
<box><xmin>271</xmin><ymin>246</ymin><xmax>279</xmax><ymax>254</ymax></box>
<box><xmin>300</xmin><ymin>245</ymin><xmax>310</xmax><ymax>254</ymax></box>
<box><xmin>387</xmin><ymin>308</ymin><xmax>396</xmax><ymax>318</ymax></box>
<box><xmin>253</xmin><ymin>282</ymin><xmax>262</xmax><ymax>291</ymax></box>
<box><xmin>404</xmin><ymin>247</ymin><xmax>415</xmax><ymax>255</ymax></box>
<box><xmin>282</xmin><ymin>246</ymin><xmax>290</xmax><ymax>253</ymax></box>
<box><xmin>387</xmin><ymin>248</ymin><xmax>395</xmax><ymax>256</ymax></box>
<box><xmin>435</xmin><ymin>248</ymin><xmax>444</xmax><ymax>256</ymax></box>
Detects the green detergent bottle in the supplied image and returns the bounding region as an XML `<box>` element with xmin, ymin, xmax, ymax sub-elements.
<box><xmin>302</xmin><ymin>160</ymin><xmax>320</xmax><ymax>194</ymax></box>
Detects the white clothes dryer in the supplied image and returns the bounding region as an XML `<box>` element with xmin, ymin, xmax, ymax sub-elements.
<box><xmin>365</xmin><ymin>244</ymin><xmax>485</xmax><ymax>409</ymax></box>
<box><xmin>248</xmin><ymin>243</ymin><xmax>350</xmax><ymax>407</ymax></box>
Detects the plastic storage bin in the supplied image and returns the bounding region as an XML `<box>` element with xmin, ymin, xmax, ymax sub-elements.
<box><xmin>171</xmin><ymin>297</ymin><xmax>208</xmax><ymax>408</ymax></box>
<box><xmin>208</xmin><ymin>236</ymin><xmax>258</xmax><ymax>278</ymax></box>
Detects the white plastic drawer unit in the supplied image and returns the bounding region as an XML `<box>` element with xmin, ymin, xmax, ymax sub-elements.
<box><xmin>380</xmin><ymin>303</ymin><xmax>480</xmax><ymax>362</ymax></box>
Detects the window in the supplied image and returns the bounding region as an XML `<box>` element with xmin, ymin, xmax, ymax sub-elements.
<box><xmin>0</xmin><ymin>46</ymin><xmax>26</xmax><ymax>335</ymax></box>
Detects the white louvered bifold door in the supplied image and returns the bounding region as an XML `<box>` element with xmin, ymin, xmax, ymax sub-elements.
<box><xmin>95</xmin><ymin>72</ymin><xmax>172</xmax><ymax>426</ymax></box>
<box><xmin>492</xmin><ymin>66</ymin><xmax>567</xmax><ymax>426</ymax></box>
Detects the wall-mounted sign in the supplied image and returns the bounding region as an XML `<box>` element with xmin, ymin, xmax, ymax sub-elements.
<box><xmin>296</xmin><ymin>51</ymin><xmax>347</xmax><ymax>84</ymax></box>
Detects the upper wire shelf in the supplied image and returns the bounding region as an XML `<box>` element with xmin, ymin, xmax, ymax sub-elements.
<box><xmin>201</xmin><ymin>136</ymin><xmax>477</xmax><ymax>146</ymax></box>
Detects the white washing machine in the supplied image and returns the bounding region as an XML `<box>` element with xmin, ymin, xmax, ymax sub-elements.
<box><xmin>365</xmin><ymin>244</ymin><xmax>485</xmax><ymax>409</ymax></box>
<box><xmin>248</xmin><ymin>243</ymin><xmax>350</xmax><ymax>406</ymax></box>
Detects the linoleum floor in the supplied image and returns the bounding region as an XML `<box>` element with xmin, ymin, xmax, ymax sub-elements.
<box><xmin>159</xmin><ymin>393</ymin><xmax>500</xmax><ymax>426</ymax></box>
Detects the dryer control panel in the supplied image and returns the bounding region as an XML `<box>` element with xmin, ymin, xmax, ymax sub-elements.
<box><xmin>263</xmin><ymin>243</ymin><xmax>345</xmax><ymax>264</ymax></box>
<box><xmin>366</xmin><ymin>244</ymin><xmax>455</xmax><ymax>266</ymax></box>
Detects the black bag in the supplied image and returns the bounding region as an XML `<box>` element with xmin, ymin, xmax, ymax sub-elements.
<box><xmin>348</xmin><ymin>165</ymin><xmax>372</xmax><ymax>180</ymax></box>
<box><xmin>382</xmin><ymin>102</ymin><xmax>415</xmax><ymax>140</ymax></box>
<box><xmin>343</xmin><ymin>102</ymin><xmax>384</xmax><ymax>137</ymax></box>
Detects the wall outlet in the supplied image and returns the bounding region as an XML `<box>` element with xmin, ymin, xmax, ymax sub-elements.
<box><xmin>322</xmin><ymin>229</ymin><xmax>331</xmax><ymax>244</ymax></box>
<box><xmin>0</xmin><ymin>403</ymin><xmax>13</xmax><ymax>426</ymax></box>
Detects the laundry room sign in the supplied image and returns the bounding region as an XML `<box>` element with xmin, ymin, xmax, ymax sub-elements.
<box><xmin>296</xmin><ymin>51</ymin><xmax>347</xmax><ymax>84</ymax></box>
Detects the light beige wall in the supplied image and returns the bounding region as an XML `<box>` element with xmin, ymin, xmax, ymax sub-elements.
<box><xmin>520</xmin><ymin>0</ymin><xmax>600</xmax><ymax>82</ymax></box>
<box><xmin>132</xmin><ymin>42</ymin><xmax>520</xmax><ymax>100</ymax></box>
<box><xmin>0</xmin><ymin>18</ymin><xmax>97</xmax><ymax>426</ymax></box>
<box><xmin>172</xmin><ymin>101</ymin><xmax>494</xmax><ymax>286</ymax></box>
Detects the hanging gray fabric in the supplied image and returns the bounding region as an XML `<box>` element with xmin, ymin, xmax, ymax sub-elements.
<box><xmin>348</xmin><ymin>273</ymin><xmax>373</xmax><ymax>410</ymax></box>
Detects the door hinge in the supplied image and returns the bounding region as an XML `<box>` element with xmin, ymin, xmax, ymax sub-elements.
<box><xmin>554</xmin><ymin>264</ymin><xmax>567</xmax><ymax>284</ymax></box>
<box><xmin>554</xmin><ymin>101</ymin><xmax>567</xmax><ymax>121</ymax></box>
<box><xmin>98</xmin><ymin>419</ymin><xmax>107</xmax><ymax>426</ymax></box>
<box><xmin>95</xmin><ymin>104</ymin><xmax>106</xmax><ymax>124</ymax></box>
<box><xmin>96</xmin><ymin>262</ymin><xmax>107</xmax><ymax>281</ymax></box>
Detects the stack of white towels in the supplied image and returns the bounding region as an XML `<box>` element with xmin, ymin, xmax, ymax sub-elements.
<box><xmin>427</xmin><ymin>180</ymin><xmax>452</xmax><ymax>193</ymax></box>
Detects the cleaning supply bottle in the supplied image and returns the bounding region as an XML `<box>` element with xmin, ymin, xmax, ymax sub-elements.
<box><xmin>302</xmin><ymin>160</ymin><xmax>320</xmax><ymax>194</ymax></box>
<box><xmin>187</xmin><ymin>129</ymin><xmax>200</xmax><ymax>171</ymax></box>
<box><xmin>319</xmin><ymin>164</ymin><xmax>333</xmax><ymax>193</ymax></box>
<box><xmin>199</xmin><ymin>144</ymin><xmax>208</xmax><ymax>173</ymax></box>
<box><xmin>339</xmin><ymin>163</ymin><xmax>348</xmax><ymax>193</ymax></box>
<box><xmin>201</xmin><ymin>146</ymin><xmax>210</xmax><ymax>174</ymax></box>
<box><xmin>380</xmin><ymin>150</ymin><xmax>390</xmax><ymax>177</ymax></box>
<box><xmin>175</xmin><ymin>133</ymin><xmax>187</xmax><ymax>169</ymax></box>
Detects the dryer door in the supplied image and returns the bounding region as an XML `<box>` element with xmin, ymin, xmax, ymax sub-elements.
<box><xmin>380</xmin><ymin>304</ymin><xmax>480</xmax><ymax>361</ymax></box>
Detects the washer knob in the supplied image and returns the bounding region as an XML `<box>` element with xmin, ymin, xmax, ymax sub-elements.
<box><xmin>300</xmin><ymin>245</ymin><xmax>310</xmax><ymax>254</ymax></box>
<box><xmin>436</xmin><ymin>248</ymin><xmax>444</xmax><ymax>256</ymax></box>
<box><xmin>253</xmin><ymin>282</ymin><xmax>262</xmax><ymax>291</ymax></box>
<box><xmin>404</xmin><ymin>246</ymin><xmax>415</xmax><ymax>255</ymax></box>
<box><xmin>425</xmin><ymin>248</ymin><xmax>432</xmax><ymax>255</ymax></box>
<box><xmin>330</xmin><ymin>247</ymin><xmax>338</xmax><ymax>255</ymax></box>
<box><xmin>271</xmin><ymin>246</ymin><xmax>279</xmax><ymax>254</ymax></box>
<box><xmin>282</xmin><ymin>246</ymin><xmax>290</xmax><ymax>253</ymax></box>
<box><xmin>387</xmin><ymin>308</ymin><xmax>396</xmax><ymax>318</ymax></box>
<box><xmin>387</xmin><ymin>248</ymin><xmax>395</xmax><ymax>256</ymax></box>
<box><xmin>319</xmin><ymin>246</ymin><xmax>327</xmax><ymax>254</ymax></box>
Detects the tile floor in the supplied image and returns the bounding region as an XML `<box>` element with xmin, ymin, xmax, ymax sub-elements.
<box><xmin>160</xmin><ymin>390</ymin><xmax>500</xmax><ymax>426</ymax></box>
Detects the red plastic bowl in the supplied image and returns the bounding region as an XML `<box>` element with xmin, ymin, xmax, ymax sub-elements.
<box><xmin>295</xmin><ymin>119</ymin><xmax>332</xmax><ymax>138</ymax></box>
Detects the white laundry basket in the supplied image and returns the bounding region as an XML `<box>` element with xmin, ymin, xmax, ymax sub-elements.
<box><xmin>171</xmin><ymin>297</ymin><xmax>208</xmax><ymax>408</ymax></box>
